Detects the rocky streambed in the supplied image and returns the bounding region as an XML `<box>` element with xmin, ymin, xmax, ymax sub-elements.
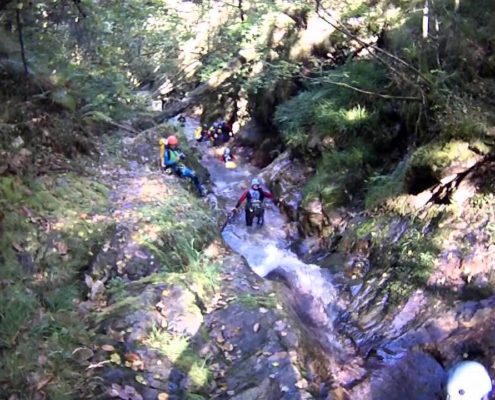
<box><xmin>79</xmin><ymin>125</ymin><xmax>333</xmax><ymax>400</ymax></box>
<box><xmin>79</xmin><ymin>117</ymin><xmax>495</xmax><ymax>400</ymax></box>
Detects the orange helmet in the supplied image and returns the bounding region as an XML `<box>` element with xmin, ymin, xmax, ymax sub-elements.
<box><xmin>167</xmin><ymin>135</ymin><xmax>178</xmax><ymax>146</ymax></box>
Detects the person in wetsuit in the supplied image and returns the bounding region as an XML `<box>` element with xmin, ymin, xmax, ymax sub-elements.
<box><xmin>232</xmin><ymin>178</ymin><xmax>274</xmax><ymax>226</ymax></box>
<box><xmin>161</xmin><ymin>135</ymin><xmax>206</xmax><ymax>197</ymax></box>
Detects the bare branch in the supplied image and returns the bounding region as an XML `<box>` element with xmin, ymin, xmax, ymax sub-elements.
<box><xmin>310</xmin><ymin>79</ymin><xmax>422</xmax><ymax>101</ymax></box>
<box><xmin>238</xmin><ymin>0</ymin><xmax>245</xmax><ymax>22</ymax></box>
<box><xmin>71</xmin><ymin>0</ymin><xmax>87</xmax><ymax>18</ymax></box>
<box><xmin>422</xmin><ymin>0</ymin><xmax>430</xmax><ymax>39</ymax></box>
<box><xmin>316</xmin><ymin>7</ymin><xmax>434</xmax><ymax>88</ymax></box>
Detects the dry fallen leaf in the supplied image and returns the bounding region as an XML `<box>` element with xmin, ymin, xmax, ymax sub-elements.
<box><xmin>220</xmin><ymin>342</ymin><xmax>234</xmax><ymax>352</ymax></box>
<box><xmin>125</xmin><ymin>353</ymin><xmax>141</xmax><ymax>363</ymax></box>
<box><xmin>295</xmin><ymin>379</ymin><xmax>308</xmax><ymax>389</ymax></box>
<box><xmin>125</xmin><ymin>352</ymin><xmax>144</xmax><ymax>371</ymax></box>
<box><xmin>72</xmin><ymin>347</ymin><xmax>94</xmax><ymax>362</ymax></box>
<box><xmin>110</xmin><ymin>353</ymin><xmax>121</xmax><ymax>365</ymax></box>
<box><xmin>134</xmin><ymin>250</ymin><xmax>148</xmax><ymax>259</ymax></box>
<box><xmin>35</xmin><ymin>374</ymin><xmax>54</xmax><ymax>391</ymax></box>
<box><xmin>101</xmin><ymin>344</ymin><xmax>115</xmax><ymax>352</ymax></box>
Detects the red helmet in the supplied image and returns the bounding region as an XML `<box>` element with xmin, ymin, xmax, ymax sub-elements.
<box><xmin>168</xmin><ymin>135</ymin><xmax>178</xmax><ymax>146</ymax></box>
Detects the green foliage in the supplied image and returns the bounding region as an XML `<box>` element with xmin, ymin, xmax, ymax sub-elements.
<box><xmin>365</xmin><ymin>161</ymin><xmax>407</xmax><ymax>209</ymax></box>
<box><xmin>406</xmin><ymin>140</ymin><xmax>478</xmax><ymax>186</ymax></box>
<box><xmin>136</xmin><ymin>198</ymin><xmax>216</xmax><ymax>272</ymax></box>
<box><xmin>304</xmin><ymin>144</ymin><xmax>372</xmax><ymax>208</ymax></box>
<box><xmin>246</xmin><ymin>60</ymin><xmax>301</xmax><ymax>95</ymax></box>
<box><xmin>275</xmin><ymin>60</ymin><xmax>387</xmax><ymax>148</ymax></box>
<box><xmin>145</xmin><ymin>325</ymin><xmax>211</xmax><ymax>390</ymax></box>
<box><xmin>0</xmin><ymin>173</ymin><xmax>111</xmax><ymax>398</ymax></box>
<box><xmin>385</xmin><ymin>226</ymin><xmax>439</xmax><ymax>304</ymax></box>
<box><xmin>1</xmin><ymin>0</ymin><xmax>197</xmax><ymax>118</ymax></box>
<box><xmin>273</xmin><ymin>60</ymin><xmax>395</xmax><ymax>209</ymax></box>
<box><xmin>236</xmin><ymin>293</ymin><xmax>277</xmax><ymax>309</ymax></box>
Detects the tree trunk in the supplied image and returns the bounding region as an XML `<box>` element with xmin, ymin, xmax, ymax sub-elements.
<box><xmin>454</xmin><ymin>0</ymin><xmax>460</xmax><ymax>11</ymax></box>
<box><xmin>16</xmin><ymin>8</ymin><xmax>28</xmax><ymax>78</ymax></box>
<box><xmin>422</xmin><ymin>0</ymin><xmax>430</xmax><ymax>40</ymax></box>
<box><xmin>154</xmin><ymin>51</ymin><xmax>255</xmax><ymax>123</ymax></box>
<box><xmin>238</xmin><ymin>0</ymin><xmax>245</xmax><ymax>22</ymax></box>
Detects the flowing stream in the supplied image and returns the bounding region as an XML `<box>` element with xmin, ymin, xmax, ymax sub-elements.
<box><xmin>176</xmin><ymin>117</ymin><xmax>348</xmax><ymax>357</ymax></box>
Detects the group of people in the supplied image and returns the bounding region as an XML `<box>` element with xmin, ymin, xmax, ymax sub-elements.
<box><xmin>194</xmin><ymin>120</ymin><xmax>233</xmax><ymax>147</ymax></box>
<box><xmin>164</xmin><ymin>121</ymin><xmax>495</xmax><ymax>398</ymax></box>
<box><xmin>159</xmin><ymin>130</ymin><xmax>276</xmax><ymax>227</ymax></box>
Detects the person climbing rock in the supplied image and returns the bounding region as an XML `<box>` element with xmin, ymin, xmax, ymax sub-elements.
<box><xmin>232</xmin><ymin>178</ymin><xmax>274</xmax><ymax>226</ymax></box>
<box><xmin>160</xmin><ymin>135</ymin><xmax>206</xmax><ymax>197</ymax></box>
<box><xmin>195</xmin><ymin>124</ymin><xmax>210</xmax><ymax>142</ymax></box>
<box><xmin>446</xmin><ymin>360</ymin><xmax>492</xmax><ymax>400</ymax></box>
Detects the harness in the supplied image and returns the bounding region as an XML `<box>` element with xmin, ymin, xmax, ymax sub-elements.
<box><xmin>166</xmin><ymin>148</ymin><xmax>180</xmax><ymax>164</ymax></box>
<box><xmin>247</xmin><ymin>189</ymin><xmax>264</xmax><ymax>216</ymax></box>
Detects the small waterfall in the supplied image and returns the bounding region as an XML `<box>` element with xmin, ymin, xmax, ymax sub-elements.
<box><xmin>177</xmin><ymin>116</ymin><xmax>342</xmax><ymax>351</ymax></box>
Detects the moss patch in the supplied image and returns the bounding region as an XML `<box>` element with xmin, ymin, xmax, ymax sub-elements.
<box><xmin>145</xmin><ymin>326</ymin><xmax>211</xmax><ymax>390</ymax></box>
<box><xmin>404</xmin><ymin>139</ymin><xmax>485</xmax><ymax>196</ymax></box>
<box><xmin>134</xmin><ymin>196</ymin><xmax>216</xmax><ymax>272</ymax></box>
<box><xmin>236</xmin><ymin>293</ymin><xmax>277</xmax><ymax>309</ymax></box>
<box><xmin>0</xmin><ymin>173</ymin><xmax>112</xmax><ymax>398</ymax></box>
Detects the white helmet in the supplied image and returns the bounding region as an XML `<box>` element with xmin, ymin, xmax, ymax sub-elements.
<box><xmin>446</xmin><ymin>361</ymin><xmax>492</xmax><ymax>400</ymax></box>
<box><xmin>251</xmin><ymin>178</ymin><xmax>260</xmax><ymax>186</ymax></box>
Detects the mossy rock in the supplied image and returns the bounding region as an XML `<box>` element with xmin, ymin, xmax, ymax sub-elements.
<box><xmin>405</xmin><ymin>140</ymin><xmax>480</xmax><ymax>194</ymax></box>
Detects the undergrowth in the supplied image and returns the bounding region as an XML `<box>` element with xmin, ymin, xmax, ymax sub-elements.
<box><xmin>0</xmin><ymin>173</ymin><xmax>112</xmax><ymax>399</ymax></box>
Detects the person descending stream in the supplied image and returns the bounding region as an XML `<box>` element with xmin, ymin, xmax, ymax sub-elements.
<box><xmin>232</xmin><ymin>177</ymin><xmax>275</xmax><ymax>227</ymax></box>
<box><xmin>159</xmin><ymin>134</ymin><xmax>207</xmax><ymax>197</ymax></box>
<box><xmin>221</xmin><ymin>147</ymin><xmax>237</xmax><ymax>169</ymax></box>
<box><xmin>179</xmin><ymin>116</ymin><xmax>340</xmax><ymax>357</ymax></box>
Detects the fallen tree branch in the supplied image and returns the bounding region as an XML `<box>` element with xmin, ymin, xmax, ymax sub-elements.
<box><xmin>154</xmin><ymin>51</ymin><xmax>256</xmax><ymax>122</ymax></box>
<box><xmin>151</xmin><ymin>59</ymin><xmax>203</xmax><ymax>98</ymax></box>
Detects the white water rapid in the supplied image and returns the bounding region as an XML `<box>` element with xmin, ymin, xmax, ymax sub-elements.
<box><xmin>176</xmin><ymin>116</ymin><xmax>340</xmax><ymax>345</ymax></box>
